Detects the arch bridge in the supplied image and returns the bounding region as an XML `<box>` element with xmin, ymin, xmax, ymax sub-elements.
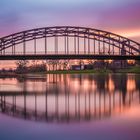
<box><xmin>0</xmin><ymin>26</ymin><xmax>140</xmax><ymax>60</ymax></box>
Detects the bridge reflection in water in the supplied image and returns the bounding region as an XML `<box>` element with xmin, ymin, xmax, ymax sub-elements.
<box><xmin>0</xmin><ymin>74</ymin><xmax>140</xmax><ymax>123</ymax></box>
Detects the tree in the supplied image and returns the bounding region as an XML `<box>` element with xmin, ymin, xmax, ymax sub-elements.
<box><xmin>87</xmin><ymin>60</ymin><xmax>94</xmax><ymax>65</ymax></box>
<box><xmin>15</xmin><ymin>60</ymin><xmax>29</xmax><ymax>73</ymax></box>
<box><xmin>63</xmin><ymin>60</ymin><xmax>69</xmax><ymax>70</ymax></box>
<box><xmin>29</xmin><ymin>60</ymin><xmax>47</xmax><ymax>72</ymax></box>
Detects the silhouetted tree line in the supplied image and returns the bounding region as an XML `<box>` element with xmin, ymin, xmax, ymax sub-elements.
<box><xmin>15</xmin><ymin>59</ymin><xmax>139</xmax><ymax>73</ymax></box>
<box><xmin>15</xmin><ymin>60</ymin><xmax>46</xmax><ymax>73</ymax></box>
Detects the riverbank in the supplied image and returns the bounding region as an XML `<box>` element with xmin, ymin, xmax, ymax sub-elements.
<box><xmin>34</xmin><ymin>66</ymin><xmax>140</xmax><ymax>74</ymax></box>
<box><xmin>116</xmin><ymin>66</ymin><xmax>140</xmax><ymax>73</ymax></box>
<box><xmin>45</xmin><ymin>69</ymin><xmax>112</xmax><ymax>74</ymax></box>
<box><xmin>0</xmin><ymin>66</ymin><xmax>140</xmax><ymax>78</ymax></box>
<box><xmin>0</xmin><ymin>70</ymin><xmax>111</xmax><ymax>78</ymax></box>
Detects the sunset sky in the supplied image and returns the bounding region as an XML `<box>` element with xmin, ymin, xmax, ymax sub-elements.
<box><xmin>0</xmin><ymin>0</ymin><xmax>140</xmax><ymax>68</ymax></box>
<box><xmin>0</xmin><ymin>0</ymin><xmax>140</xmax><ymax>42</ymax></box>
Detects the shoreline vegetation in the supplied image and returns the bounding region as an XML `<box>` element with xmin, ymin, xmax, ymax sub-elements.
<box><xmin>0</xmin><ymin>66</ymin><xmax>140</xmax><ymax>78</ymax></box>
<box><xmin>0</xmin><ymin>59</ymin><xmax>138</xmax><ymax>78</ymax></box>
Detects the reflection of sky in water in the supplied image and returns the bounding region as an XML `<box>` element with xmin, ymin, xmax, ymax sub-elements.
<box><xmin>0</xmin><ymin>74</ymin><xmax>140</xmax><ymax>140</ymax></box>
<box><xmin>0</xmin><ymin>74</ymin><xmax>139</xmax><ymax>117</ymax></box>
<box><xmin>0</xmin><ymin>74</ymin><xmax>139</xmax><ymax>93</ymax></box>
<box><xmin>0</xmin><ymin>105</ymin><xmax>140</xmax><ymax>140</ymax></box>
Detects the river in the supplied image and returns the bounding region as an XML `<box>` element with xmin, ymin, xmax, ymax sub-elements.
<box><xmin>0</xmin><ymin>73</ymin><xmax>140</xmax><ymax>140</ymax></box>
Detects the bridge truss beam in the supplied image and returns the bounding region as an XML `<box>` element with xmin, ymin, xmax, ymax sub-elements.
<box><xmin>0</xmin><ymin>26</ymin><xmax>140</xmax><ymax>60</ymax></box>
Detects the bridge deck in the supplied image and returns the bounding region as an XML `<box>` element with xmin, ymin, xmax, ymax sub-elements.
<box><xmin>0</xmin><ymin>54</ymin><xmax>139</xmax><ymax>60</ymax></box>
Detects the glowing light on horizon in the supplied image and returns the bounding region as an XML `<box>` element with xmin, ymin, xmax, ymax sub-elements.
<box><xmin>127</xmin><ymin>78</ymin><xmax>136</xmax><ymax>92</ymax></box>
<box><xmin>113</xmin><ymin>29</ymin><xmax>140</xmax><ymax>40</ymax></box>
<box><xmin>127</xmin><ymin>60</ymin><xmax>135</xmax><ymax>64</ymax></box>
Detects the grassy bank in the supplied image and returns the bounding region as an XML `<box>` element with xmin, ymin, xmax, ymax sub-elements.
<box><xmin>116</xmin><ymin>66</ymin><xmax>140</xmax><ymax>74</ymax></box>
<box><xmin>0</xmin><ymin>66</ymin><xmax>140</xmax><ymax>78</ymax></box>
<box><xmin>45</xmin><ymin>69</ymin><xmax>112</xmax><ymax>74</ymax></box>
<box><xmin>41</xmin><ymin>66</ymin><xmax>140</xmax><ymax>74</ymax></box>
<box><xmin>0</xmin><ymin>69</ymin><xmax>112</xmax><ymax>78</ymax></box>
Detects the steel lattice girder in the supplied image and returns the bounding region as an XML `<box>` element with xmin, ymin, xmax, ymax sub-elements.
<box><xmin>0</xmin><ymin>26</ymin><xmax>140</xmax><ymax>55</ymax></box>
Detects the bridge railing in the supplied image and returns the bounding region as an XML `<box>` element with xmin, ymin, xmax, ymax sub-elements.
<box><xmin>0</xmin><ymin>51</ymin><xmax>138</xmax><ymax>56</ymax></box>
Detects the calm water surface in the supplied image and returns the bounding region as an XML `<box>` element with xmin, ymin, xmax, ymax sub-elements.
<box><xmin>0</xmin><ymin>74</ymin><xmax>140</xmax><ymax>140</ymax></box>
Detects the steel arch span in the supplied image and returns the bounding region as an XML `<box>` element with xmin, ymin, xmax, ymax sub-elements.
<box><xmin>0</xmin><ymin>26</ymin><xmax>140</xmax><ymax>60</ymax></box>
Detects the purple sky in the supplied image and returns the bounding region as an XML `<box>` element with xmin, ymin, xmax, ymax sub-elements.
<box><xmin>0</xmin><ymin>0</ymin><xmax>140</xmax><ymax>68</ymax></box>
<box><xmin>0</xmin><ymin>0</ymin><xmax>140</xmax><ymax>42</ymax></box>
